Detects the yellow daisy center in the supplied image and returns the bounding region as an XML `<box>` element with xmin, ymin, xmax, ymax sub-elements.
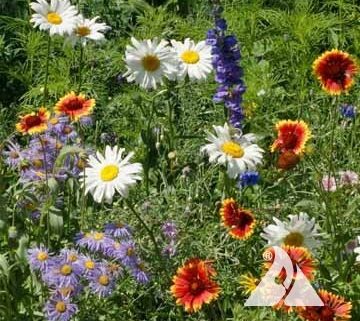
<box><xmin>221</xmin><ymin>141</ymin><xmax>244</xmax><ymax>158</ymax></box>
<box><xmin>47</xmin><ymin>12</ymin><xmax>62</xmax><ymax>25</ymax></box>
<box><xmin>36</xmin><ymin>251</ymin><xmax>48</xmax><ymax>261</ymax></box>
<box><xmin>55</xmin><ymin>301</ymin><xmax>66</xmax><ymax>313</ymax></box>
<box><xmin>100</xmin><ymin>165</ymin><xmax>119</xmax><ymax>182</ymax></box>
<box><xmin>181</xmin><ymin>50</ymin><xmax>200</xmax><ymax>64</ymax></box>
<box><xmin>142</xmin><ymin>55</ymin><xmax>160</xmax><ymax>72</ymax></box>
<box><xmin>60</xmin><ymin>264</ymin><xmax>72</xmax><ymax>276</ymax></box>
<box><xmin>85</xmin><ymin>260</ymin><xmax>95</xmax><ymax>270</ymax></box>
<box><xmin>283</xmin><ymin>232</ymin><xmax>304</xmax><ymax>247</ymax></box>
<box><xmin>76</xmin><ymin>26</ymin><xmax>91</xmax><ymax>37</ymax></box>
<box><xmin>98</xmin><ymin>275</ymin><xmax>110</xmax><ymax>286</ymax></box>
<box><xmin>94</xmin><ymin>232</ymin><xmax>104</xmax><ymax>241</ymax></box>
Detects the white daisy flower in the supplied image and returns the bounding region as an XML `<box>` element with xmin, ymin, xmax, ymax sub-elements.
<box><xmin>81</xmin><ymin>146</ymin><xmax>143</xmax><ymax>204</ymax></box>
<box><xmin>260</xmin><ymin>212</ymin><xmax>321</xmax><ymax>250</ymax></box>
<box><xmin>71</xmin><ymin>15</ymin><xmax>110</xmax><ymax>45</ymax></box>
<box><xmin>200</xmin><ymin>123</ymin><xmax>263</xmax><ymax>179</ymax></box>
<box><xmin>124</xmin><ymin>37</ymin><xmax>177</xmax><ymax>89</ymax></box>
<box><xmin>30</xmin><ymin>0</ymin><xmax>79</xmax><ymax>36</ymax></box>
<box><xmin>354</xmin><ymin>236</ymin><xmax>360</xmax><ymax>262</ymax></box>
<box><xmin>170</xmin><ymin>38</ymin><xmax>213</xmax><ymax>81</ymax></box>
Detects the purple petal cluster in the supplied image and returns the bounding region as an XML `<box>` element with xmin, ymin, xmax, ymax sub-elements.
<box><xmin>3</xmin><ymin>113</ymin><xmax>89</xmax><ymax>185</ymax></box>
<box><xmin>206</xmin><ymin>4</ymin><xmax>246</xmax><ymax>129</ymax></box>
<box><xmin>161</xmin><ymin>221</ymin><xmax>178</xmax><ymax>258</ymax></box>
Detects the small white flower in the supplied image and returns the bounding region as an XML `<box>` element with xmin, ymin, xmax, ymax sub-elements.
<box><xmin>124</xmin><ymin>37</ymin><xmax>177</xmax><ymax>89</ymax></box>
<box><xmin>70</xmin><ymin>15</ymin><xmax>110</xmax><ymax>45</ymax></box>
<box><xmin>30</xmin><ymin>0</ymin><xmax>79</xmax><ymax>36</ymax></box>
<box><xmin>80</xmin><ymin>146</ymin><xmax>142</xmax><ymax>204</ymax></box>
<box><xmin>171</xmin><ymin>38</ymin><xmax>213</xmax><ymax>81</ymax></box>
<box><xmin>260</xmin><ymin>212</ymin><xmax>321</xmax><ymax>251</ymax></box>
<box><xmin>201</xmin><ymin>123</ymin><xmax>263</xmax><ymax>179</ymax></box>
<box><xmin>354</xmin><ymin>236</ymin><xmax>360</xmax><ymax>262</ymax></box>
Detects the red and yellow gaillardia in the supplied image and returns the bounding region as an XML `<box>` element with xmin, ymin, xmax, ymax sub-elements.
<box><xmin>313</xmin><ymin>49</ymin><xmax>357</xmax><ymax>95</ymax></box>
<box><xmin>297</xmin><ymin>289</ymin><xmax>352</xmax><ymax>321</ymax></box>
<box><xmin>170</xmin><ymin>258</ymin><xmax>220</xmax><ymax>313</ymax></box>
<box><xmin>263</xmin><ymin>246</ymin><xmax>316</xmax><ymax>282</ymax></box>
<box><xmin>16</xmin><ymin>107</ymin><xmax>50</xmax><ymax>135</ymax></box>
<box><xmin>220</xmin><ymin>198</ymin><xmax>256</xmax><ymax>240</ymax></box>
<box><xmin>55</xmin><ymin>91</ymin><xmax>95</xmax><ymax>121</ymax></box>
<box><xmin>271</xmin><ymin>120</ymin><xmax>311</xmax><ymax>155</ymax></box>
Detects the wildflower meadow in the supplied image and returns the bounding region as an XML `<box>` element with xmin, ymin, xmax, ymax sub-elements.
<box><xmin>0</xmin><ymin>0</ymin><xmax>359</xmax><ymax>320</ymax></box>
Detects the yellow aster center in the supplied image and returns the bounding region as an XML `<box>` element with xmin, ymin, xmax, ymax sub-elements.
<box><xmin>127</xmin><ymin>248</ymin><xmax>134</xmax><ymax>256</ymax></box>
<box><xmin>60</xmin><ymin>264</ymin><xmax>72</xmax><ymax>276</ymax></box>
<box><xmin>283</xmin><ymin>232</ymin><xmax>304</xmax><ymax>247</ymax></box>
<box><xmin>55</xmin><ymin>301</ymin><xmax>66</xmax><ymax>313</ymax></box>
<box><xmin>47</xmin><ymin>12</ymin><xmax>62</xmax><ymax>25</ymax></box>
<box><xmin>33</xmin><ymin>159</ymin><xmax>43</xmax><ymax>168</ymax></box>
<box><xmin>94</xmin><ymin>232</ymin><xmax>104</xmax><ymax>241</ymax></box>
<box><xmin>142</xmin><ymin>55</ymin><xmax>160</xmax><ymax>72</ymax></box>
<box><xmin>98</xmin><ymin>275</ymin><xmax>110</xmax><ymax>286</ymax></box>
<box><xmin>221</xmin><ymin>141</ymin><xmax>244</xmax><ymax>158</ymax></box>
<box><xmin>100</xmin><ymin>165</ymin><xmax>119</xmax><ymax>182</ymax></box>
<box><xmin>36</xmin><ymin>251</ymin><xmax>48</xmax><ymax>261</ymax></box>
<box><xmin>76</xmin><ymin>26</ymin><xmax>91</xmax><ymax>37</ymax></box>
<box><xmin>69</xmin><ymin>254</ymin><xmax>77</xmax><ymax>262</ymax></box>
<box><xmin>85</xmin><ymin>260</ymin><xmax>95</xmax><ymax>270</ymax></box>
<box><xmin>181</xmin><ymin>50</ymin><xmax>200</xmax><ymax>64</ymax></box>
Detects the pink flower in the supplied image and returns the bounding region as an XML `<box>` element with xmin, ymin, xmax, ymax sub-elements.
<box><xmin>339</xmin><ymin>170</ymin><xmax>358</xmax><ymax>186</ymax></box>
<box><xmin>321</xmin><ymin>175</ymin><xmax>337</xmax><ymax>192</ymax></box>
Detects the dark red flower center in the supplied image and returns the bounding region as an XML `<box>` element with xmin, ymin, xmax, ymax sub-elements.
<box><xmin>325</xmin><ymin>60</ymin><xmax>347</xmax><ymax>83</ymax></box>
<box><xmin>189</xmin><ymin>279</ymin><xmax>204</xmax><ymax>295</ymax></box>
<box><xmin>65</xmin><ymin>98</ymin><xmax>84</xmax><ymax>111</ymax></box>
<box><xmin>281</xmin><ymin>131</ymin><xmax>299</xmax><ymax>150</ymax></box>
<box><xmin>25</xmin><ymin>115</ymin><xmax>42</xmax><ymax>128</ymax></box>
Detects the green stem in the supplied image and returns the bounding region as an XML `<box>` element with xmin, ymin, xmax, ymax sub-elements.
<box><xmin>77</xmin><ymin>44</ymin><xmax>84</xmax><ymax>93</ymax></box>
<box><xmin>39</xmin><ymin>136</ymin><xmax>50</xmax><ymax>247</ymax></box>
<box><xmin>126</xmin><ymin>200</ymin><xmax>162</xmax><ymax>272</ymax></box>
<box><xmin>43</xmin><ymin>35</ymin><xmax>52</xmax><ymax>107</ymax></box>
<box><xmin>144</xmin><ymin>97</ymin><xmax>156</xmax><ymax>196</ymax></box>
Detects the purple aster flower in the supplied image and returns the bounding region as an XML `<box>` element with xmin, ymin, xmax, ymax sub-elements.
<box><xmin>88</xmin><ymin>264</ymin><xmax>116</xmax><ymax>297</ymax></box>
<box><xmin>105</xmin><ymin>222</ymin><xmax>132</xmax><ymax>239</ymax></box>
<box><xmin>59</xmin><ymin>125</ymin><xmax>78</xmax><ymax>143</ymax></box>
<box><xmin>130</xmin><ymin>259</ymin><xmax>150</xmax><ymax>284</ymax></box>
<box><xmin>238</xmin><ymin>171</ymin><xmax>260</xmax><ymax>188</ymax></box>
<box><xmin>78</xmin><ymin>255</ymin><xmax>99</xmax><ymax>276</ymax></box>
<box><xmin>58</xmin><ymin>248</ymin><xmax>85</xmax><ymax>273</ymax></box>
<box><xmin>2</xmin><ymin>140</ymin><xmax>23</xmax><ymax>169</ymax></box>
<box><xmin>162</xmin><ymin>240</ymin><xmax>177</xmax><ymax>258</ymax></box>
<box><xmin>340</xmin><ymin>104</ymin><xmax>356</xmax><ymax>119</ymax></box>
<box><xmin>102</xmin><ymin>240</ymin><xmax>122</xmax><ymax>258</ymax></box>
<box><xmin>161</xmin><ymin>221</ymin><xmax>178</xmax><ymax>240</ymax></box>
<box><xmin>45</xmin><ymin>257</ymin><xmax>82</xmax><ymax>287</ymax></box>
<box><xmin>27</xmin><ymin>245</ymin><xmax>52</xmax><ymax>273</ymax></box>
<box><xmin>44</xmin><ymin>292</ymin><xmax>77</xmax><ymax>321</ymax></box>
<box><xmin>48</xmin><ymin>116</ymin><xmax>69</xmax><ymax>136</ymax></box>
<box><xmin>52</xmin><ymin>284</ymin><xmax>83</xmax><ymax>298</ymax></box>
<box><xmin>79</xmin><ymin>115</ymin><xmax>93</xmax><ymax>127</ymax></box>
<box><xmin>75</xmin><ymin>231</ymin><xmax>113</xmax><ymax>253</ymax></box>
<box><xmin>116</xmin><ymin>241</ymin><xmax>138</xmax><ymax>267</ymax></box>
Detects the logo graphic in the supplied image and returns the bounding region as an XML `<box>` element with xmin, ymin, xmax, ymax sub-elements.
<box><xmin>245</xmin><ymin>246</ymin><xmax>324</xmax><ymax>307</ymax></box>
